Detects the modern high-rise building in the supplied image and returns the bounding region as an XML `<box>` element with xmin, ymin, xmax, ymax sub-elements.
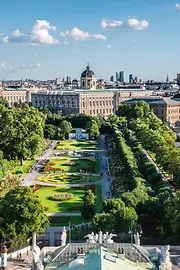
<box><xmin>110</xmin><ymin>76</ymin><xmax>114</xmax><ymax>82</ymax></box>
<box><xmin>129</xmin><ymin>74</ymin><xmax>133</xmax><ymax>83</ymax></box>
<box><xmin>116</xmin><ymin>72</ymin><xmax>119</xmax><ymax>82</ymax></box>
<box><xmin>135</xmin><ymin>76</ymin><xmax>138</xmax><ymax>83</ymax></box>
<box><xmin>55</xmin><ymin>78</ymin><xmax>61</xmax><ymax>85</ymax></box>
<box><xmin>177</xmin><ymin>74</ymin><xmax>180</xmax><ymax>86</ymax></box>
<box><xmin>119</xmin><ymin>71</ymin><xmax>124</xmax><ymax>83</ymax></box>
<box><xmin>66</xmin><ymin>76</ymin><xmax>71</xmax><ymax>83</ymax></box>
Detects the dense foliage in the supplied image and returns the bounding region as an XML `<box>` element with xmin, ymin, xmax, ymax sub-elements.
<box><xmin>81</xmin><ymin>190</ymin><xmax>96</xmax><ymax>219</ymax></box>
<box><xmin>0</xmin><ymin>187</ymin><xmax>49</xmax><ymax>242</ymax></box>
<box><xmin>0</xmin><ymin>104</ymin><xmax>45</xmax><ymax>164</ymax></box>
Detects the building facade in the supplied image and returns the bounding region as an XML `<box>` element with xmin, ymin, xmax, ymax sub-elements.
<box><xmin>124</xmin><ymin>97</ymin><xmax>180</xmax><ymax>127</ymax></box>
<box><xmin>0</xmin><ymin>89</ymin><xmax>31</xmax><ymax>106</ymax></box>
<box><xmin>80</xmin><ymin>64</ymin><xmax>96</xmax><ymax>90</ymax></box>
<box><xmin>31</xmin><ymin>89</ymin><xmax>154</xmax><ymax>117</ymax></box>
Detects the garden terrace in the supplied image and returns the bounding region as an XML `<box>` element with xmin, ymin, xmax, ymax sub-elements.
<box><xmin>56</xmin><ymin>140</ymin><xmax>98</xmax><ymax>150</ymax></box>
<box><xmin>34</xmin><ymin>185</ymin><xmax>102</xmax><ymax>213</ymax></box>
<box><xmin>36</xmin><ymin>173</ymin><xmax>100</xmax><ymax>184</ymax></box>
<box><xmin>43</xmin><ymin>157</ymin><xmax>100</xmax><ymax>173</ymax></box>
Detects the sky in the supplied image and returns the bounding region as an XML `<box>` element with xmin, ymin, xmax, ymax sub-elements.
<box><xmin>0</xmin><ymin>0</ymin><xmax>180</xmax><ymax>81</ymax></box>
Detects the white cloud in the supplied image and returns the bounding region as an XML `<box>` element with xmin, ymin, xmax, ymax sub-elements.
<box><xmin>127</xmin><ymin>18</ymin><xmax>149</xmax><ymax>30</ymax></box>
<box><xmin>29</xmin><ymin>20</ymin><xmax>59</xmax><ymax>44</ymax></box>
<box><xmin>60</xmin><ymin>31</ymin><xmax>69</xmax><ymax>37</ymax></box>
<box><xmin>60</xmin><ymin>27</ymin><xmax>106</xmax><ymax>40</ymax></box>
<box><xmin>2</xmin><ymin>36</ymin><xmax>9</xmax><ymax>44</ymax></box>
<box><xmin>35</xmin><ymin>63</ymin><xmax>41</xmax><ymax>68</ymax></box>
<box><xmin>0</xmin><ymin>62</ymin><xmax>7</xmax><ymax>69</ymax></box>
<box><xmin>105</xmin><ymin>44</ymin><xmax>111</xmax><ymax>48</ymax></box>
<box><xmin>12</xmin><ymin>29</ymin><xmax>24</xmax><ymax>37</ymax></box>
<box><xmin>0</xmin><ymin>61</ymin><xmax>14</xmax><ymax>71</ymax></box>
<box><xmin>20</xmin><ymin>62</ymin><xmax>41</xmax><ymax>71</ymax></box>
<box><xmin>101</xmin><ymin>20</ymin><xmax>123</xmax><ymax>30</ymax></box>
<box><xmin>48</xmin><ymin>54</ymin><xmax>55</xmax><ymax>57</ymax></box>
<box><xmin>64</xmin><ymin>41</ymin><xmax>69</xmax><ymax>45</ymax></box>
<box><xmin>176</xmin><ymin>4</ymin><xmax>180</xmax><ymax>10</ymax></box>
<box><xmin>101</xmin><ymin>18</ymin><xmax>149</xmax><ymax>31</ymax></box>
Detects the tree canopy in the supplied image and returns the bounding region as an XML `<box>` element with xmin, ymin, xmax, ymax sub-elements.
<box><xmin>0</xmin><ymin>105</ymin><xmax>45</xmax><ymax>164</ymax></box>
<box><xmin>0</xmin><ymin>186</ymin><xmax>49</xmax><ymax>240</ymax></box>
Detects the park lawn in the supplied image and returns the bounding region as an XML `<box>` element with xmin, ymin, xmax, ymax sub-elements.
<box><xmin>49</xmin><ymin>216</ymin><xmax>89</xmax><ymax>227</ymax></box>
<box><xmin>36</xmin><ymin>173</ymin><xmax>100</xmax><ymax>184</ymax></box>
<box><xmin>35</xmin><ymin>186</ymin><xmax>85</xmax><ymax>213</ymax></box>
<box><xmin>11</xmin><ymin>159</ymin><xmax>35</xmax><ymax>178</ymax></box>
<box><xmin>95</xmin><ymin>185</ymin><xmax>103</xmax><ymax>213</ymax></box>
<box><xmin>44</xmin><ymin>157</ymin><xmax>100</xmax><ymax>173</ymax></box>
<box><xmin>56</xmin><ymin>140</ymin><xmax>98</xmax><ymax>150</ymax></box>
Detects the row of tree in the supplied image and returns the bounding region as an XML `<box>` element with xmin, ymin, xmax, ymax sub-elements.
<box><xmin>116</xmin><ymin>101</ymin><xmax>180</xmax><ymax>185</ymax></box>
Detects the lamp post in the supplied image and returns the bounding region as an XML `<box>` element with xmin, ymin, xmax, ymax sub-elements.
<box><xmin>69</xmin><ymin>219</ymin><xmax>71</xmax><ymax>244</ymax></box>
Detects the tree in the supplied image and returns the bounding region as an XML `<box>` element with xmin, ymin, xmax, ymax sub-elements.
<box><xmin>0</xmin><ymin>106</ymin><xmax>45</xmax><ymax>164</ymax></box>
<box><xmin>0</xmin><ymin>187</ymin><xmax>49</xmax><ymax>241</ymax></box>
<box><xmin>164</xmin><ymin>191</ymin><xmax>180</xmax><ymax>236</ymax></box>
<box><xmin>108</xmin><ymin>114</ymin><xmax>120</xmax><ymax>125</ymax></box>
<box><xmin>44</xmin><ymin>124</ymin><xmax>57</xmax><ymax>139</ymax></box>
<box><xmin>81</xmin><ymin>190</ymin><xmax>96</xmax><ymax>219</ymax></box>
<box><xmin>86</xmin><ymin>120</ymin><xmax>100</xmax><ymax>139</ymax></box>
<box><xmin>92</xmin><ymin>213</ymin><xmax>115</xmax><ymax>232</ymax></box>
<box><xmin>59</xmin><ymin>120</ymin><xmax>72</xmax><ymax>139</ymax></box>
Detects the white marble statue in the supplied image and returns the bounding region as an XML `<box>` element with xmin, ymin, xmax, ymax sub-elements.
<box><xmin>85</xmin><ymin>232</ymin><xmax>96</xmax><ymax>243</ymax></box>
<box><xmin>159</xmin><ymin>245</ymin><xmax>172</xmax><ymax>270</ymax></box>
<box><xmin>134</xmin><ymin>232</ymin><xmax>140</xmax><ymax>246</ymax></box>
<box><xmin>106</xmin><ymin>233</ymin><xmax>117</xmax><ymax>244</ymax></box>
<box><xmin>60</xmin><ymin>227</ymin><xmax>67</xmax><ymax>246</ymax></box>
<box><xmin>85</xmin><ymin>232</ymin><xmax>116</xmax><ymax>244</ymax></box>
<box><xmin>98</xmin><ymin>231</ymin><xmax>103</xmax><ymax>244</ymax></box>
<box><xmin>31</xmin><ymin>233</ymin><xmax>44</xmax><ymax>270</ymax></box>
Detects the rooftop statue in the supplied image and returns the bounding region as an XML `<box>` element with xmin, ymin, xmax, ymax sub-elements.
<box><xmin>85</xmin><ymin>231</ymin><xmax>117</xmax><ymax>244</ymax></box>
<box><xmin>159</xmin><ymin>245</ymin><xmax>172</xmax><ymax>270</ymax></box>
<box><xmin>60</xmin><ymin>227</ymin><xmax>67</xmax><ymax>246</ymax></box>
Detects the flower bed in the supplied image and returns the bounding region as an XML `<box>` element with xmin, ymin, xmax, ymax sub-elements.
<box><xmin>50</xmin><ymin>193</ymin><xmax>73</xmax><ymax>201</ymax></box>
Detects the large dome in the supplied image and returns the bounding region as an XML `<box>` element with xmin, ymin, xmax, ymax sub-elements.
<box><xmin>81</xmin><ymin>63</ymin><xmax>95</xmax><ymax>78</ymax></box>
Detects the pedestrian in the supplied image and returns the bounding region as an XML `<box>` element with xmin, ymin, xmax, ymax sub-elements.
<box><xmin>19</xmin><ymin>252</ymin><xmax>22</xmax><ymax>259</ymax></box>
<box><xmin>17</xmin><ymin>252</ymin><xmax>19</xmax><ymax>260</ymax></box>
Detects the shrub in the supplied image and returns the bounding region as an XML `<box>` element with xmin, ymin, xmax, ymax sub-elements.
<box><xmin>51</xmin><ymin>193</ymin><xmax>73</xmax><ymax>201</ymax></box>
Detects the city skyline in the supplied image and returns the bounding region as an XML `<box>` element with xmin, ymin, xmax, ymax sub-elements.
<box><xmin>0</xmin><ymin>0</ymin><xmax>180</xmax><ymax>80</ymax></box>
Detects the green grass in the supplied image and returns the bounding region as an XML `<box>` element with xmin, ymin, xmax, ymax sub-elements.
<box><xmin>36</xmin><ymin>173</ymin><xmax>100</xmax><ymax>184</ymax></box>
<box><xmin>35</xmin><ymin>185</ymin><xmax>103</xmax><ymax>214</ymax></box>
<box><xmin>49</xmin><ymin>216</ymin><xmax>89</xmax><ymax>227</ymax></box>
<box><xmin>56</xmin><ymin>140</ymin><xmax>98</xmax><ymax>150</ymax></box>
<box><xmin>11</xmin><ymin>160</ymin><xmax>35</xmax><ymax>178</ymax></box>
<box><xmin>35</xmin><ymin>186</ymin><xmax>85</xmax><ymax>213</ymax></box>
<box><xmin>44</xmin><ymin>157</ymin><xmax>100</xmax><ymax>173</ymax></box>
<box><xmin>95</xmin><ymin>185</ymin><xmax>103</xmax><ymax>213</ymax></box>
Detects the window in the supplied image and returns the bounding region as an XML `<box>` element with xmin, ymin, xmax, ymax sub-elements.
<box><xmin>90</xmin><ymin>101</ymin><xmax>92</xmax><ymax>107</ymax></box>
<box><xmin>90</xmin><ymin>110</ymin><xmax>92</xmax><ymax>115</ymax></box>
<box><xmin>93</xmin><ymin>109</ymin><xmax>95</xmax><ymax>114</ymax></box>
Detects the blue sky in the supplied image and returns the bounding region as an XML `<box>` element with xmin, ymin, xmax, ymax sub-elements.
<box><xmin>0</xmin><ymin>0</ymin><xmax>180</xmax><ymax>81</ymax></box>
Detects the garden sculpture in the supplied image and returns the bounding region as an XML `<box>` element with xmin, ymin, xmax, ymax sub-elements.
<box><xmin>60</xmin><ymin>227</ymin><xmax>67</xmax><ymax>246</ymax></box>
